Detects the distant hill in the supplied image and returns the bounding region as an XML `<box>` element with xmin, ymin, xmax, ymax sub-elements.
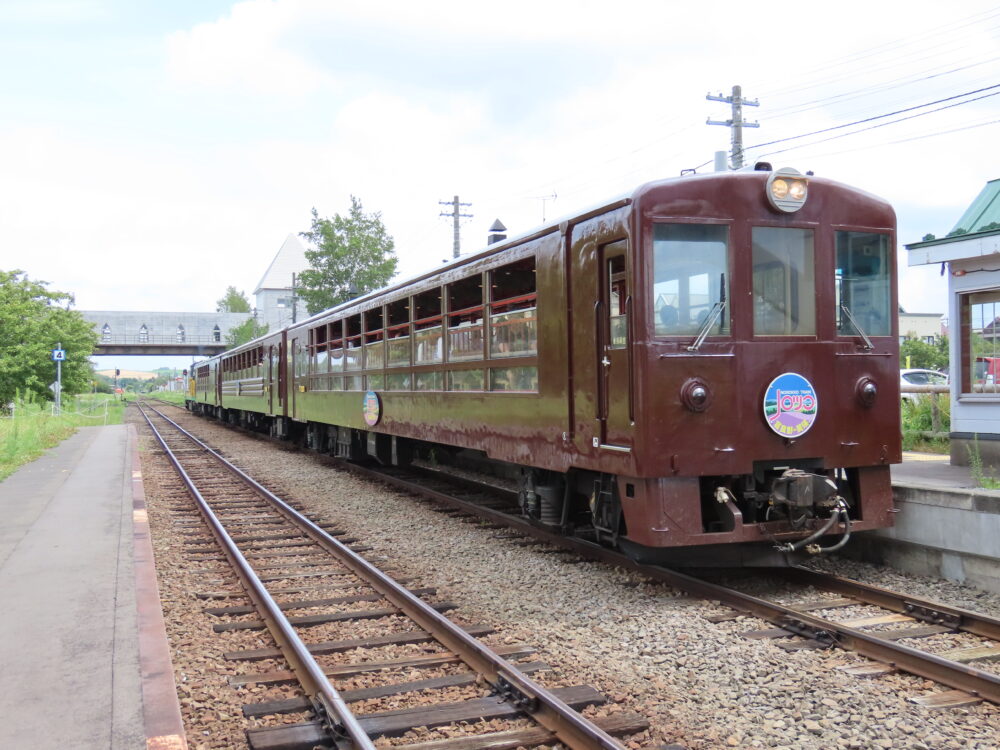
<box><xmin>95</xmin><ymin>369</ymin><xmax>158</xmax><ymax>381</ymax></box>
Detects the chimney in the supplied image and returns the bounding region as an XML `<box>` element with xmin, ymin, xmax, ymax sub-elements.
<box><xmin>488</xmin><ymin>219</ymin><xmax>507</xmax><ymax>245</ymax></box>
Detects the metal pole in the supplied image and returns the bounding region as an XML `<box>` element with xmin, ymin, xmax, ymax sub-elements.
<box><xmin>55</xmin><ymin>341</ymin><xmax>62</xmax><ymax>415</ymax></box>
<box><xmin>706</xmin><ymin>85</ymin><xmax>760</xmax><ymax>169</ymax></box>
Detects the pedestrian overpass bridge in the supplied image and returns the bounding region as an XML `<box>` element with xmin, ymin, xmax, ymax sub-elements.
<box><xmin>80</xmin><ymin>310</ymin><xmax>252</xmax><ymax>356</ymax></box>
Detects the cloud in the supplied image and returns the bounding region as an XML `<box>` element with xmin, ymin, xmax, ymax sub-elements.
<box><xmin>165</xmin><ymin>0</ymin><xmax>333</xmax><ymax>96</ymax></box>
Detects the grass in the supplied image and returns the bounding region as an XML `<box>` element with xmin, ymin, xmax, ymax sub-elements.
<box><xmin>901</xmin><ymin>394</ymin><xmax>950</xmax><ymax>454</ymax></box>
<box><xmin>967</xmin><ymin>435</ymin><xmax>1000</xmax><ymax>490</ymax></box>
<box><xmin>145</xmin><ymin>390</ymin><xmax>188</xmax><ymax>406</ymax></box>
<box><xmin>0</xmin><ymin>393</ymin><xmax>127</xmax><ymax>482</ymax></box>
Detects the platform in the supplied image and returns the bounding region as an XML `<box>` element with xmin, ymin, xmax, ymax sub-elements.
<box><xmin>0</xmin><ymin>424</ymin><xmax>185</xmax><ymax>749</ymax></box>
<box><xmin>851</xmin><ymin>452</ymin><xmax>1000</xmax><ymax>594</ymax></box>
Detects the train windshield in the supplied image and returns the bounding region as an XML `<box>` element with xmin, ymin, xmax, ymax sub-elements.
<box><xmin>752</xmin><ymin>227</ymin><xmax>816</xmax><ymax>336</ymax></box>
<box><xmin>652</xmin><ymin>224</ymin><xmax>729</xmax><ymax>337</ymax></box>
<box><xmin>836</xmin><ymin>231</ymin><xmax>891</xmax><ymax>337</ymax></box>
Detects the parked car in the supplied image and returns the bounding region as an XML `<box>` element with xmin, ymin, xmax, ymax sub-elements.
<box><xmin>900</xmin><ymin>368</ymin><xmax>948</xmax><ymax>404</ymax></box>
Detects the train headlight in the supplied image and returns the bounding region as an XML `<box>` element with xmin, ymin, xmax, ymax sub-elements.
<box><xmin>681</xmin><ymin>378</ymin><xmax>712</xmax><ymax>412</ymax></box>
<box><xmin>766</xmin><ymin>168</ymin><xmax>808</xmax><ymax>213</ymax></box>
<box><xmin>856</xmin><ymin>377</ymin><xmax>878</xmax><ymax>408</ymax></box>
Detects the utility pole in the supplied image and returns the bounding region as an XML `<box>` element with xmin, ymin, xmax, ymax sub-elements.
<box><xmin>531</xmin><ymin>192</ymin><xmax>557</xmax><ymax>223</ymax></box>
<box><xmin>706</xmin><ymin>85</ymin><xmax>760</xmax><ymax>169</ymax></box>
<box><xmin>439</xmin><ymin>196</ymin><xmax>473</xmax><ymax>259</ymax></box>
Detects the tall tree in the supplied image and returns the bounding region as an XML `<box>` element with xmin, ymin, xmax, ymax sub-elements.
<box><xmin>216</xmin><ymin>286</ymin><xmax>252</xmax><ymax>313</ymax></box>
<box><xmin>0</xmin><ymin>270</ymin><xmax>98</xmax><ymax>406</ymax></box>
<box><xmin>226</xmin><ymin>319</ymin><xmax>269</xmax><ymax>347</ymax></box>
<box><xmin>297</xmin><ymin>197</ymin><xmax>398</xmax><ymax>315</ymax></box>
<box><xmin>900</xmin><ymin>335</ymin><xmax>950</xmax><ymax>371</ymax></box>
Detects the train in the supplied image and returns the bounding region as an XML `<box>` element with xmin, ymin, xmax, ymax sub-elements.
<box><xmin>186</xmin><ymin>163</ymin><xmax>901</xmax><ymax>566</ymax></box>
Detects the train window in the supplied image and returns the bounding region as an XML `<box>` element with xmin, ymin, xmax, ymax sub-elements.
<box><xmin>367</xmin><ymin>372</ymin><xmax>385</xmax><ymax>390</ymax></box>
<box><xmin>329</xmin><ymin>321</ymin><xmax>344</xmax><ymax>372</ymax></box>
<box><xmin>414</xmin><ymin>289</ymin><xmax>444</xmax><ymax>365</ymax></box>
<box><xmin>345</xmin><ymin>375</ymin><xmax>364</xmax><ymax>391</ymax></box>
<box><xmin>752</xmin><ymin>227</ymin><xmax>815</xmax><ymax>336</ymax></box>
<box><xmin>448</xmin><ymin>276</ymin><xmax>485</xmax><ymax>361</ymax></box>
<box><xmin>310</xmin><ymin>324</ymin><xmax>328</xmax><ymax>374</ymax></box>
<box><xmin>345</xmin><ymin>315</ymin><xmax>362</xmax><ymax>370</ymax></box>
<box><xmin>607</xmin><ymin>254</ymin><xmax>627</xmax><ymax>349</ymax></box>
<box><xmin>448</xmin><ymin>369</ymin><xmax>484</xmax><ymax>391</ymax></box>
<box><xmin>386</xmin><ymin>372</ymin><xmax>411</xmax><ymax>390</ymax></box>
<box><xmin>415</xmin><ymin>371</ymin><xmax>443</xmax><ymax>390</ymax></box>
<box><xmin>652</xmin><ymin>225</ymin><xmax>729</xmax><ymax>336</ymax></box>
<box><xmin>387</xmin><ymin>299</ymin><xmax>411</xmax><ymax>367</ymax></box>
<box><xmin>835</xmin><ymin>232</ymin><xmax>891</xmax><ymax>338</ymax></box>
<box><xmin>490</xmin><ymin>366</ymin><xmax>538</xmax><ymax>392</ymax></box>
<box><xmin>364</xmin><ymin>308</ymin><xmax>385</xmax><ymax>370</ymax></box>
<box><xmin>490</xmin><ymin>258</ymin><xmax>537</xmax><ymax>358</ymax></box>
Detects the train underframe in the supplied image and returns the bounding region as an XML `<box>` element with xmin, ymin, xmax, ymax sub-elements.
<box><xmin>187</xmin><ymin>402</ymin><xmax>893</xmax><ymax>567</ymax></box>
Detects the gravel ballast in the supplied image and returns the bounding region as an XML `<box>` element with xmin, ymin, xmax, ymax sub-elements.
<box><xmin>140</xmin><ymin>410</ymin><xmax>1000</xmax><ymax>749</ymax></box>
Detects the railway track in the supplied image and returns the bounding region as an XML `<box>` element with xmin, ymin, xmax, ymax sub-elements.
<box><xmin>303</xmin><ymin>445</ymin><xmax>1000</xmax><ymax>711</ymax></box>
<box><xmin>137</xmin><ymin>401</ymin><xmax>649</xmax><ymax>749</ymax></box>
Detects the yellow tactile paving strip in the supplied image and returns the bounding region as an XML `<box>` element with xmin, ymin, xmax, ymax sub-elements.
<box><xmin>902</xmin><ymin>451</ymin><xmax>950</xmax><ymax>462</ymax></box>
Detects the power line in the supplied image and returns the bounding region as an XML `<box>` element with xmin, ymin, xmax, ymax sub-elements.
<box><xmin>746</xmin><ymin>83</ymin><xmax>1000</xmax><ymax>153</ymax></box>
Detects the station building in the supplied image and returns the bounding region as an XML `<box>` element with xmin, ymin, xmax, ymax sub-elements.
<box><xmin>907</xmin><ymin>177</ymin><xmax>1000</xmax><ymax>467</ymax></box>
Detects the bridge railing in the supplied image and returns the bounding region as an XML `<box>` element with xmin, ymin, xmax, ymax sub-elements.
<box><xmin>96</xmin><ymin>334</ymin><xmax>224</xmax><ymax>346</ymax></box>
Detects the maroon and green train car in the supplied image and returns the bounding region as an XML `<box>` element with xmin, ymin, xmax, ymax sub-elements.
<box><xmin>188</xmin><ymin>164</ymin><xmax>900</xmax><ymax>565</ymax></box>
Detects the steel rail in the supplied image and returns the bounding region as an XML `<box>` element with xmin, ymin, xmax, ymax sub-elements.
<box><xmin>334</xmin><ymin>461</ymin><xmax>1000</xmax><ymax>705</ymax></box>
<box><xmin>777</xmin><ymin>565</ymin><xmax>1000</xmax><ymax>641</ymax></box>
<box><xmin>143</xmin><ymin>404</ymin><xmax>626</xmax><ymax>750</ymax></box>
<box><xmin>138</xmin><ymin>404</ymin><xmax>377</xmax><ymax>750</ymax></box>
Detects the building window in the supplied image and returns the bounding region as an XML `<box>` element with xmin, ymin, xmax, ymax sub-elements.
<box><xmin>213</xmin><ymin>325</ymin><xmax>221</xmax><ymax>342</ymax></box>
<box><xmin>959</xmin><ymin>289</ymin><xmax>1000</xmax><ymax>394</ymax></box>
<box><xmin>101</xmin><ymin>324</ymin><xmax>111</xmax><ymax>342</ymax></box>
<box><xmin>176</xmin><ymin>325</ymin><xmax>185</xmax><ymax>343</ymax></box>
<box><xmin>139</xmin><ymin>324</ymin><xmax>149</xmax><ymax>343</ymax></box>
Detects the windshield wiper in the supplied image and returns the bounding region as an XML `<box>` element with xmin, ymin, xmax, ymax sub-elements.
<box><xmin>687</xmin><ymin>299</ymin><xmax>726</xmax><ymax>352</ymax></box>
<box><xmin>840</xmin><ymin>303</ymin><xmax>874</xmax><ymax>351</ymax></box>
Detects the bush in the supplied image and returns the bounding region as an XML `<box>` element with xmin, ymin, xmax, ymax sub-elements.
<box><xmin>901</xmin><ymin>394</ymin><xmax>950</xmax><ymax>453</ymax></box>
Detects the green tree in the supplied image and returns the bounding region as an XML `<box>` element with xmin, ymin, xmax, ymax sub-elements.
<box><xmin>226</xmin><ymin>318</ymin><xmax>269</xmax><ymax>347</ymax></box>
<box><xmin>297</xmin><ymin>197</ymin><xmax>398</xmax><ymax>315</ymax></box>
<box><xmin>216</xmin><ymin>286</ymin><xmax>252</xmax><ymax>313</ymax></box>
<box><xmin>900</xmin><ymin>335</ymin><xmax>949</xmax><ymax>371</ymax></box>
<box><xmin>0</xmin><ymin>270</ymin><xmax>98</xmax><ymax>406</ymax></box>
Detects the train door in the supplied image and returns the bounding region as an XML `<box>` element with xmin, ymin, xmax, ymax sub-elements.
<box><xmin>267</xmin><ymin>344</ymin><xmax>276</xmax><ymax>414</ymax></box>
<box><xmin>597</xmin><ymin>240</ymin><xmax>633</xmax><ymax>448</ymax></box>
<box><xmin>290</xmin><ymin>335</ymin><xmax>300</xmax><ymax>418</ymax></box>
<box><xmin>277</xmin><ymin>333</ymin><xmax>287</xmax><ymax>416</ymax></box>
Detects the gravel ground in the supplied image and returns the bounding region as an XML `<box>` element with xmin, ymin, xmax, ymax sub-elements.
<box><xmin>139</xmin><ymin>408</ymin><xmax>1000</xmax><ymax>749</ymax></box>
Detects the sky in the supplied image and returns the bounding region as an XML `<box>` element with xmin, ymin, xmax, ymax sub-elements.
<box><xmin>1</xmin><ymin>0</ymin><xmax>999</xmax><ymax>371</ymax></box>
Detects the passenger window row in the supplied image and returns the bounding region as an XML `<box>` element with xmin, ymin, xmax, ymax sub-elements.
<box><xmin>305</xmin><ymin>258</ymin><xmax>539</xmax><ymax>392</ymax></box>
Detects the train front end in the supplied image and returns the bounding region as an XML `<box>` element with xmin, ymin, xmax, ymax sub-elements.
<box><xmin>622</xmin><ymin>167</ymin><xmax>900</xmax><ymax>565</ymax></box>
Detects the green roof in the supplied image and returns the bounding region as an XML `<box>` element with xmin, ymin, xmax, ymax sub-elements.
<box><xmin>951</xmin><ymin>178</ymin><xmax>1000</xmax><ymax>234</ymax></box>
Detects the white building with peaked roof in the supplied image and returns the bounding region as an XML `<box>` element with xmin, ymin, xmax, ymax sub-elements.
<box><xmin>254</xmin><ymin>234</ymin><xmax>310</xmax><ymax>332</ymax></box>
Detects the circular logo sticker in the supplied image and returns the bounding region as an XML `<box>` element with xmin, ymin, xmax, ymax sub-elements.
<box><xmin>362</xmin><ymin>390</ymin><xmax>381</xmax><ymax>427</ymax></box>
<box><xmin>763</xmin><ymin>372</ymin><xmax>818</xmax><ymax>437</ymax></box>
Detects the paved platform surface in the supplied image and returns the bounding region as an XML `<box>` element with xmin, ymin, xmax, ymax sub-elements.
<box><xmin>893</xmin><ymin>451</ymin><xmax>986</xmax><ymax>491</ymax></box>
<box><xmin>0</xmin><ymin>425</ymin><xmax>148</xmax><ymax>749</ymax></box>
